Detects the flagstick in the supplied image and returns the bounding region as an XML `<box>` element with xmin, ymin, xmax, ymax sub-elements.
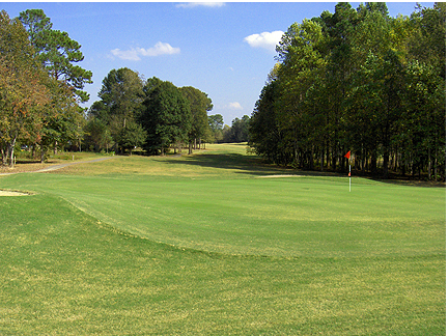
<box><xmin>344</xmin><ymin>151</ymin><xmax>352</xmax><ymax>192</ymax></box>
<box><xmin>349</xmin><ymin>164</ymin><xmax>351</xmax><ymax>192</ymax></box>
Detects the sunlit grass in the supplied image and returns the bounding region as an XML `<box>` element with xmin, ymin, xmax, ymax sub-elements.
<box><xmin>1</xmin><ymin>151</ymin><xmax>112</xmax><ymax>174</ymax></box>
<box><xmin>0</xmin><ymin>144</ymin><xmax>445</xmax><ymax>335</ymax></box>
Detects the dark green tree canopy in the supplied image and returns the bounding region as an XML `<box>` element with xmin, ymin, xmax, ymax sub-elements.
<box><xmin>97</xmin><ymin>67</ymin><xmax>144</xmax><ymax>122</ymax></box>
<box><xmin>88</xmin><ymin>72</ymin><xmax>213</xmax><ymax>155</ymax></box>
<box><xmin>88</xmin><ymin>68</ymin><xmax>145</xmax><ymax>154</ymax></box>
<box><xmin>179</xmin><ymin>86</ymin><xmax>213</xmax><ymax>145</ymax></box>
<box><xmin>18</xmin><ymin>9</ymin><xmax>92</xmax><ymax>102</ymax></box>
<box><xmin>207</xmin><ymin>114</ymin><xmax>224</xmax><ymax>143</ymax></box>
<box><xmin>223</xmin><ymin>115</ymin><xmax>250</xmax><ymax>143</ymax></box>
<box><xmin>250</xmin><ymin>2</ymin><xmax>446</xmax><ymax>180</ymax></box>
<box><xmin>141</xmin><ymin>79</ymin><xmax>191</xmax><ymax>155</ymax></box>
<box><xmin>116</xmin><ymin>120</ymin><xmax>147</xmax><ymax>154</ymax></box>
<box><xmin>18</xmin><ymin>8</ymin><xmax>52</xmax><ymax>43</ymax></box>
<box><xmin>208</xmin><ymin>114</ymin><xmax>224</xmax><ymax>132</ymax></box>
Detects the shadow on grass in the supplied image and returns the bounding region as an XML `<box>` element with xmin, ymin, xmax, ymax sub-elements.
<box><xmin>16</xmin><ymin>160</ymin><xmax>42</xmax><ymax>164</ymax></box>
<box><xmin>371</xmin><ymin>177</ymin><xmax>446</xmax><ymax>188</ymax></box>
<box><xmin>165</xmin><ymin>152</ymin><xmax>442</xmax><ymax>187</ymax></box>
<box><xmin>16</xmin><ymin>160</ymin><xmax>63</xmax><ymax>164</ymax></box>
<box><xmin>165</xmin><ymin>152</ymin><xmax>339</xmax><ymax>177</ymax></box>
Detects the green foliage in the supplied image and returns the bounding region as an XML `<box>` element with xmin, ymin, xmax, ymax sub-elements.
<box><xmin>409</xmin><ymin>3</ymin><xmax>446</xmax><ymax>79</ymax></box>
<box><xmin>90</xmin><ymin>73</ymin><xmax>214</xmax><ymax>155</ymax></box>
<box><xmin>222</xmin><ymin>115</ymin><xmax>250</xmax><ymax>143</ymax></box>
<box><xmin>18</xmin><ymin>9</ymin><xmax>92</xmax><ymax>103</ymax></box>
<box><xmin>141</xmin><ymin>80</ymin><xmax>191</xmax><ymax>155</ymax></box>
<box><xmin>249</xmin><ymin>81</ymin><xmax>289</xmax><ymax>165</ymax></box>
<box><xmin>88</xmin><ymin>68</ymin><xmax>146</xmax><ymax>154</ymax></box>
<box><xmin>18</xmin><ymin>8</ymin><xmax>52</xmax><ymax>42</ymax></box>
<box><xmin>0</xmin><ymin>10</ymin><xmax>49</xmax><ymax>167</ymax></box>
<box><xmin>250</xmin><ymin>2</ymin><xmax>446</xmax><ymax>180</ymax></box>
<box><xmin>38</xmin><ymin>80</ymin><xmax>85</xmax><ymax>159</ymax></box>
<box><xmin>0</xmin><ymin>9</ymin><xmax>93</xmax><ymax>163</ymax></box>
<box><xmin>95</xmin><ymin>67</ymin><xmax>144</xmax><ymax>122</ymax></box>
<box><xmin>179</xmin><ymin>86</ymin><xmax>213</xmax><ymax>148</ymax></box>
<box><xmin>116</xmin><ymin>119</ymin><xmax>147</xmax><ymax>154</ymax></box>
<box><xmin>208</xmin><ymin>114</ymin><xmax>224</xmax><ymax>142</ymax></box>
<box><xmin>84</xmin><ymin>118</ymin><xmax>110</xmax><ymax>152</ymax></box>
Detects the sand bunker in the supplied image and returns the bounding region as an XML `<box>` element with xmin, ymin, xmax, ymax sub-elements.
<box><xmin>0</xmin><ymin>190</ymin><xmax>31</xmax><ymax>196</ymax></box>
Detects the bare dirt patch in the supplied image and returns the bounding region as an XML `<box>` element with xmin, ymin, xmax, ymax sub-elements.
<box><xmin>0</xmin><ymin>162</ymin><xmax>55</xmax><ymax>174</ymax></box>
<box><xmin>0</xmin><ymin>157</ymin><xmax>114</xmax><ymax>175</ymax></box>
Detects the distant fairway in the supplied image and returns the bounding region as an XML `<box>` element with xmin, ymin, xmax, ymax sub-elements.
<box><xmin>0</xmin><ymin>144</ymin><xmax>445</xmax><ymax>335</ymax></box>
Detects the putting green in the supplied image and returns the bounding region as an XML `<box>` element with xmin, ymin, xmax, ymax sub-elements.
<box><xmin>0</xmin><ymin>164</ymin><xmax>444</xmax><ymax>258</ymax></box>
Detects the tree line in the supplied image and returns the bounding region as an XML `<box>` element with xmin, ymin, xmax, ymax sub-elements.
<box><xmin>0</xmin><ymin>8</ymin><xmax>242</xmax><ymax>167</ymax></box>
<box><xmin>249</xmin><ymin>2</ymin><xmax>445</xmax><ymax>180</ymax></box>
<box><xmin>87</xmin><ymin>68</ymin><xmax>216</xmax><ymax>155</ymax></box>
<box><xmin>0</xmin><ymin>9</ymin><xmax>92</xmax><ymax>166</ymax></box>
<box><xmin>86</xmin><ymin>70</ymin><xmax>253</xmax><ymax>153</ymax></box>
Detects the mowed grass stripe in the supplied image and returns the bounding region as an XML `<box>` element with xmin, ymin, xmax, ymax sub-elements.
<box><xmin>1</xmin><ymin>171</ymin><xmax>444</xmax><ymax>258</ymax></box>
<box><xmin>0</xmin><ymin>194</ymin><xmax>444</xmax><ymax>335</ymax></box>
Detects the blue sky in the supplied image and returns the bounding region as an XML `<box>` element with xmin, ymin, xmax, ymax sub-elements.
<box><xmin>2</xmin><ymin>2</ymin><xmax>421</xmax><ymax>125</ymax></box>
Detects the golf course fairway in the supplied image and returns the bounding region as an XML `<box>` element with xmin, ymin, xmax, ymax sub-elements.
<box><xmin>0</xmin><ymin>144</ymin><xmax>445</xmax><ymax>335</ymax></box>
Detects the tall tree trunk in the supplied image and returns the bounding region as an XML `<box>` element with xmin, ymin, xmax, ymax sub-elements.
<box><xmin>294</xmin><ymin>140</ymin><xmax>299</xmax><ymax>165</ymax></box>
<box><xmin>382</xmin><ymin>149</ymin><xmax>389</xmax><ymax>178</ymax></box>
<box><xmin>332</xmin><ymin>144</ymin><xmax>337</xmax><ymax>171</ymax></box>
<box><xmin>309</xmin><ymin>146</ymin><xmax>314</xmax><ymax>170</ymax></box>
<box><xmin>434</xmin><ymin>147</ymin><xmax>438</xmax><ymax>181</ymax></box>
<box><xmin>8</xmin><ymin>138</ymin><xmax>17</xmax><ymax>168</ymax></box>
<box><xmin>401</xmin><ymin>148</ymin><xmax>406</xmax><ymax>177</ymax></box>
<box><xmin>394</xmin><ymin>146</ymin><xmax>399</xmax><ymax>171</ymax></box>
<box><xmin>411</xmin><ymin>157</ymin><xmax>415</xmax><ymax>178</ymax></box>
<box><xmin>1</xmin><ymin>145</ymin><xmax>6</xmax><ymax>166</ymax></box>
<box><xmin>389</xmin><ymin>150</ymin><xmax>394</xmax><ymax>171</ymax></box>
<box><xmin>428</xmin><ymin>148</ymin><xmax>432</xmax><ymax>180</ymax></box>
<box><xmin>41</xmin><ymin>147</ymin><xmax>46</xmax><ymax>163</ymax></box>
<box><xmin>361</xmin><ymin>148</ymin><xmax>366</xmax><ymax>174</ymax></box>
<box><xmin>370</xmin><ymin>150</ymin><xmax>377</xmax><ymax>173</ymax></box>
<box><xmin>320</xmin><ymin>147</ymin><xmax>324</xmax><ymax>171</ymax></box>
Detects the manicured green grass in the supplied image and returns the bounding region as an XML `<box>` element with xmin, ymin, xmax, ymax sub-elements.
<box><xmin>0</xmin><ymin>144</ymin><xmax>445</xmax><ymax>335</ymax></box>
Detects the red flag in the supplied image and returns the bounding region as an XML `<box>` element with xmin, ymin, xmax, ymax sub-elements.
<box><xmin>344</xmin><ymin>151</ymin><xmax>351</xmax><ymax>159</ymax></box>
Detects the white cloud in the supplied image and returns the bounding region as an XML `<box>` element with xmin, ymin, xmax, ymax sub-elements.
<box><xmin>244</xmin><ymin>30</ymin><xmax>284</xmax><ymax>52</ymax></box>
<box><xmin>227</xmin><ymin>102</ymin><xmax>243</xmax><ymax>110</ymax></box>
<box><xmin>111</xmin><ymin>48</ymin><xmax>141</xmax><ymax>61</ymax></box>
<box><xmin>111</xmin><ymin>42</ymin><xmax>180</xmax><ymax>61</ymax></box>
<box><xmin>139</xmin><ymin>42</ymin><xmax>180</xmax><ymax>57</ymax></box>
<box><xmin>176</xmin><ymin>2</ymin><xmax>225</xmax><ymax>8</ymax></box>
